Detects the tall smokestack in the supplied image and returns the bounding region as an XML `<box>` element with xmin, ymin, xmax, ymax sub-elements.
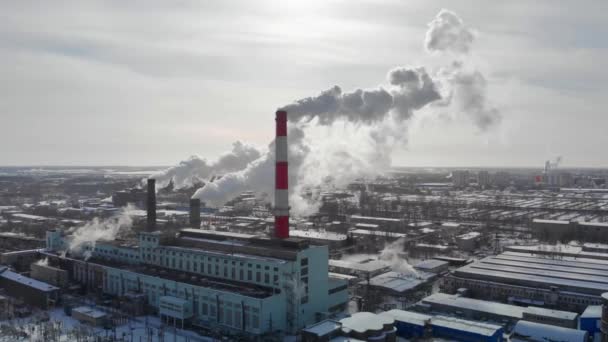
<box><xmin>274</xmin><ymin>110</ymin><xmax>289</xmax><ymax>238</ymax></box>
<box><xmin>147</xmin><ymin>178</ymin><xmax>156</xmax><ymax>231</ymax></box>
<box><xmin>190</xmin><ymin>198</ymin><xmax>201</xmax><ymax>228</ymax></box>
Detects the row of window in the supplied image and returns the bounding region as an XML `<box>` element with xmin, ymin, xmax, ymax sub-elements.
<box><xmin>105</xmin><ymin>275</ymin><xmax>262</xmax><ymax>331</ymax></box>
<box><xmin>141</xmin><ymin>250</ymin><xmax>281</xmax><ymax>287</ymax></box>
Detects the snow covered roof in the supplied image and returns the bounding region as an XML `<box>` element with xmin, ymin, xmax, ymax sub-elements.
<box><xmin>381</xmin><ymin>310</ymin><xmax>501</xmax><ymax>336</ymax></box>
<box><xmin>433</xmin><ymin>315</ymin><xmax>502</xmax><ymax>337</ymax></box>
<box><xmin>365</xmin><ymin>271</ymin><xmax>435</xmax><ymax>293</ymax></box>
<box><xmin>0</xmin><ymin>268</ymin><xmax>59</xmax><ymax>292</ymax></box>
<box><xmin>581</xmin><ymin>305</ymin><xmax>602</xmax><ymax>319</ymax></box>
<box><xmin>340</xmin><ymin>312</ymin><xmax>394</xmax><ymax>334</ymax></box>
<box><xmin>72</xmin><ymin>306</ymin><xmax>107</xmax><ymax>319</ymax></box>
<box><xmin>302</xmin><ymin>320</ymin><xmax>341</xmax><ymax>336</ymax></box>
<box><xmin>414</xmin><ymin>259</ymin><xmax>449</xmax><ymax>271</ymax></box>
<box><xmin>350</xmin><ymin>215</ymin><xmax>401</xmax><ymax>223</ymax></box>
<box><xmin>289</xmin><ymin>229</ymin><xmax>347</xmax><ymax>241</ymax></box>
<box><xmin>10</xmin><ymin>213</ymin><xmax>50</xmax><ymax>221</ymax></box>
<box><xmin>524</xmin><ymin>306</ymin><xmax>578</xmax><ymax>321</ymax></box>
<box><xmin>422</xmin><ymin>293</ymin><xmax>524</xmax><ymax>319</ymax></box>
<box><xmin>380</xmin><ymin>309</ymin><xmax>431</xmax><ymax>326</ymax></box>
<box><xmin>457</xmin><ymin>231</ymin><xmax>481</xmax><ymax>240</ymax></box>
<box><xmin>513</xmin><ymin>320</ymin><xmax>587</xmax><ymax>342</ymax></box>
<box><xmin>329</xmin><ymin>259</ymin><xmax>390</xmax><ymax>273</ymax></box>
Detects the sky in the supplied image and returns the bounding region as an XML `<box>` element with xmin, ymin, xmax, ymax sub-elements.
<box><xmin>0</xmin><ymin>0</ymin><xmax>606</xmax><ymax>168</ymax></box>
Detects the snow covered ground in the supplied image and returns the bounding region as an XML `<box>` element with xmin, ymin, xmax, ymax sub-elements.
<box><xmin>0</xmin><ymin>308</ymin><xmax>214</xmax><ymax>342</ymax></box>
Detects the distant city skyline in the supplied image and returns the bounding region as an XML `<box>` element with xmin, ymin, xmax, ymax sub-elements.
<box><xmin>1</xmin><ymin>1</ymin><xmax>606</xmax><ymax>168</ymax></box>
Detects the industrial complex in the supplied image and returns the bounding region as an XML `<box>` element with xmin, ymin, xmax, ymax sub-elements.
<box><xmin>0</xmin><ymin>110</ymin><xmax>608</xmax><ymax>341</ymax></box>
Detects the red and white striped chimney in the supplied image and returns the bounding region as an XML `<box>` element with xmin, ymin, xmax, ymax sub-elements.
<box><xmin>274</xmin><ymin>110</ymin><xmax>289</xmax><ymax>238</ymax></box>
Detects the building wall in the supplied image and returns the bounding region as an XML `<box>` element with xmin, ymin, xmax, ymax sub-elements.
<box><xmin>442</xmin><ymin>275</ymin><xmax>602</xmax><ymax>312</ymax></box>
<box><xmin>103</xmin><ymin>266</ymin><xmax>276</xmax><ymax>335</ymax></box>
<box><xmin>30</xmin><ymin>263</ymin><xmax>69</xmax><ymax>287</ymax></box>
<box><xmin>0</xmin><ymin>277</ymin><xmax>58</xmax><ymax>309</ymax></box>
<box><xmin>52</xmin><ymin>231</ymin><xmax>348</xmax><ymax>335</ymax></box>
<box><xmin>580</xmin><ymin>317</ymin><xmax>600</xmax><ymax>336</ymax></box>
<box><xmin>432</xmin><ymin>324</ymin><xmax>502</xmax><ymax>342</ymax></box>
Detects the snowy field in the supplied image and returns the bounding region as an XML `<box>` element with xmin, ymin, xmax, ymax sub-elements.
<box><xmin>0</xmin><ymin>308</ymin><xmax>214</xmax><ymax>342</ymax></box>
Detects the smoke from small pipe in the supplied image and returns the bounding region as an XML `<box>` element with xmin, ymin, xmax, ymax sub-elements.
<box><xmin>67</xmin><ymin>205</ymin><xmax>135</xmax><ymax>259</ymax></box>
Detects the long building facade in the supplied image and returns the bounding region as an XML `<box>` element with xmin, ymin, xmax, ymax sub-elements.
<box><xmin>441</xmin><ymin>251</ymin><xmax>608</xmax><ymax>312</ymax></box>
<box><xmin>46</xmin><ymin>228</ymin><xmax>349</xmax><ymax>337</ymax></box>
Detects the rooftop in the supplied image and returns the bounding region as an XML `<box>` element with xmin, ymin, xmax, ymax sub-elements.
<box><xmin>581</xmin><ymin>305</ymin><xmax>602</xmax><ymax>318</ymax></box>
<box><xmin>329</xmin><ymin>259</ymin><xmax>390</xmax><ymax>274</ymax></box>
<box><xmin>176</xmin><ymin>228</ymin><xmax>311</xmax><ymax>261</ymax></box>
<box><xmin>513</xmin><ymin>320</ymin><xmax>587</xmax><ymax>342</ymax></box>
<box><xmin>350</xmin><ymin>215</ymin><xmax>401</xmax><ymax>223</ymax></box>
<box><xmin>364</xmin><ymin>271</ymin><xmax>435</xmax><ymax>293</ymax></box>
<box><xmin>0</xmin><ymin>267</ymin><xmax>59</xmax><ymax>292</ymax></box>
<box><xmin>340</xmin><ymin>312</ymin><xmax>393</xmax><ymax>334</ymax></box>
<box><xmin>433</xmin><ymin>315</ymin><xmax>502</xmax><ymax>337</ymax></box>
<box><xmin>289</xmin><ymin>229</ymin><xmax>347</xmax><ymax>241</ymax></box>
<box><xmin>454</xmin><ymin>252</ymin><xmax>608</xmax><ymax>295</ymax></box>
<box><xmin>302</xmin><ymin>320</ymin><xmax>341</xmax><ymax>336</ymax></box>
<box><xmin>72</xmin><ymin>306</ymin><xmax>107</xmax><ymax>319</ymax></box>
<box><xmin>414</xmin><ymin>259</ymin><xmax>449</xmax><ymax>271</ymax></box>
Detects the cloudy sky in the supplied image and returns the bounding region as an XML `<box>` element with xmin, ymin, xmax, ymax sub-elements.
<box><xmin>1</xmin><ymin>0</ymin><xmax>606</xmax><ymax>168</ymax></box>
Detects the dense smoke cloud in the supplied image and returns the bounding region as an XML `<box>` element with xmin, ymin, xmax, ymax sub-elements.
<box><xmin>150</xmin><ymin>141</ymin><xmax>261</xmax><ymax>189</ymax></box>
<box><xmin>189</xmin><ymin>9</ymin><xmax>501</xmax><ymax>215</ymax></box>
<box><xmin>281</xmin><ymin>67</ymin><xmax>442</xmax><ymax>125</ymax></box>
<box><xmin>425</xmin><ymin>9</ymin><xmax>474</xmax><ymax>54</ymax></box>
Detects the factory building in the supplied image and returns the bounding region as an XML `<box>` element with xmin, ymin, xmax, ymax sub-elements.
<box><xmin>442</xmin><ymin>251</ymin><xmax>608</xmax><ymax>311</ymax></box>
<box><xmin>531</xmin><ymin>219</ymin><xmax>608</xmax><ymax>243</ymax></box>
<box><xmin>39</xmin><ymin>110</ymin><xmax>349</xmax><ymax>337</ymax></box>
<box><xmin>364</xmin><ymin>271</ymin><xmax>436</xmax><ymax>296</ymax></box>
<box><xmin>511</xmin><ymin>320</ymin><xmax>587</xmax><ymax>342</ymax></box>
<box><xmin>418</xmin><ymin>293</ymin><xmax>579</xmax><ymax>329</ymax></box>
<box><xmin>381</xmin><ymin>309</ymin><xmax>504</xmax><ymax>342</ymax></box>
<box><xmin>349</xmin><ymin>215</ymin><xmax>404</xmax><ymax>232</ymax></box>
<box><xmin>328</xmin><ymin>259</ymin><xmax>391</xmax><ymax>279</ymax></box>
<box><xmin>505</xmin><ymin>243</ymin><xmax>608</xmax><ymax>260</ymax></box>
<box><xmin>30</xmin><ymin>261</ymin><xmax>69</xmax><ymax>287</ymax></box>
<box><xmin>413</xmin><ymin>259</ymin><xmax>449</xmax><ymax>274</ymax></box>
<box><xmin>579</xmin><ymin>305</ymin><xmax>601</xmax><ymax>338</ymax></box>
<box><xmin>455</xmin><ymin>231</ymin><xmax>482</xmax><ymax>251</ymax></box>
<box><xmin>46</xmin><ymin>228</ymin><xmax>348</xmax><ymax>336</ymax></box>
<box><xmin>0</xmin><ymin>266</ymin><xmax>59</xmax><ymax>309</ymax></box>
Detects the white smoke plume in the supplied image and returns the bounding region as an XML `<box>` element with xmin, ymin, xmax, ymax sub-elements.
<box><xmin>149</xmin><ymin>141</ymin><xmax>261</xmax><ymax>189</ymax></box>
<box><xmin>425</xmin><ymin>9</ymin><xmax>474</xmax><ymax>54</ymax></box>
<box><xmin>35</xmin><ymin>257</ymin><xmax>49</xmax><ymax>266</ymax></box>
<box><xmin>190</xmin><ymin>9</ymin><xmax>500</xmax><ymax>215</ymax></box>
<box><xmin>379</xmin><ymin>238</ymin><xmax>419</xmax><ymax>276</ymax></box>
<box><xmin>550</xmin><ymin>156</ymin><xmax>563</xmax><ymax>169</ymax></box>
<box><xmin>67</xmin><ymin>205</ymin><xmax>135</xmax><ymax>258</ymax></box>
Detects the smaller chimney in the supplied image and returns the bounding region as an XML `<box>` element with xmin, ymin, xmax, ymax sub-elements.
<box><xmin>190</xmin><ymin>198</ymin><xmax>201</xmax><ymax>228</ymax></box>
<box><xmin>147</xmin><ymin>179</ymin><xmax>156</xmax><ymax>231</ymax></box>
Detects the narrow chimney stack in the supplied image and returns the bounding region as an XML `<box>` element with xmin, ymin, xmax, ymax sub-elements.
<box><xmin>190</xmin><ymin>198</ymin><xmax>201</xmax><ymax>228</ymax></box>
<box><xmin>147</xmin><ymin>179</ymin><xmax>156</xmax><ymax>231</ymax></box>
<box><xmin>274</xmin><ymin>110</ymin><xmax>289</xmax><ymax>238</ymax></box>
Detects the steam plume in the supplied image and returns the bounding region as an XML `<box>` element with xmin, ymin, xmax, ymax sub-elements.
<box><xmin>190</xmin><ymin>9</ymin><xmax>501</xmax><ymax>215</ymax></box>
<box><xmin>67</xmin><ymin>205</ymin><xmax>135</xmax><ymax>258</ymax></box>
<box><xmin>425</xmin><ymin>9</ymin><xmax>474</xmax><ymax>54</ymax></box>
<box><xmin>150</xmin><ymin>141</ymin><xmax>261</xmax><ymax>189</ymax></box>
<box><xmin>379</xmin><ymin>238</ymin><xmax>419</xmax><ymax>276</ymax></box>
